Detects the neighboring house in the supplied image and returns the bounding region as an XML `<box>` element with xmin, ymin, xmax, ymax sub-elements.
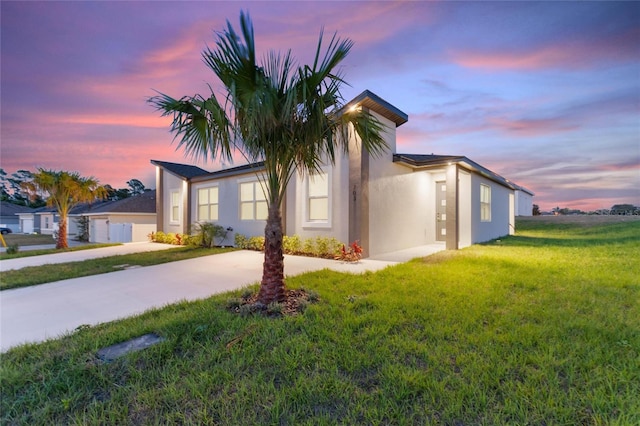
<box><xmin>514</xmin><ymin>184</ymin><xmax>535</xmax><ymax>216</ymax></box>
<box><xmin>68</xmin><ymin>190</ymin><xmax>157</xmax><ymax>243</ymax></box>
<box><xmin>16</xmin><ymin>206</ymin><xmax>58</xmax><ymax>235</ymax></box>
<box><xmin>152</xmin><ymin>90</ymin><xmax>533</xmax><ymax>257</ymax></box>
<box><xmin>0</xmin><ymin>202</ymin><xmax>36</xmax><ymax>233</ymax></box>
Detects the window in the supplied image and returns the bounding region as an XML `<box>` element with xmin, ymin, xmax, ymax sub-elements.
<box><xmin>240</xmin><ymin>181</ymin><xmax>267</xmax><ymax>220</ymax></box>
<box><xmin>307</xmin><ymin>172</ymin><xmax>329</xmax><ymax>222</ymax></box>
<box><xmin>170</xmin><ymin>191</ymin><xmax>180</xmax><ymax>223</ymax></box>
<box><xmin>197</xmin><ymin>186</ymin><xmax>219</xmax><ymax>221</ymax></box>
<box><xmin>480</xmin><ymin>184</ymin><xmax>491</xmax><ymax>222</ymax></box>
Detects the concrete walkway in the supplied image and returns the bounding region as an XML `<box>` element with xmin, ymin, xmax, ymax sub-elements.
<box><xmin>0</xmin><ymin>242</ymin><xmax>177</xmax><ymax>271</ymax></box>
<box><xmin>0</xmin><ymin>248</ymin><xmax>407</xmax><ymax>352</ymax></box>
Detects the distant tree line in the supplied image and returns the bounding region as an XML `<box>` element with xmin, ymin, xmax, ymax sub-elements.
<box><xmin>0</xmin><ymin>168</ymin><xmax>147</xmax><ymax>208</ymax></box>
<box><xmin>546</xmin><ymin>204</ymin><xmax>640</xmax><ymax>216</ymax></box>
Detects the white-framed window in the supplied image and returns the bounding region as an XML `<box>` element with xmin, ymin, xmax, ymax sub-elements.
<box><xmin>170</xmin><ymin>190</ymin><xmax>180</xmax><ymax>223</ymax></box>
<box><xmin>307</xmin><ymin>171</ymin><xmax>329</xmax><ymax>222</ymax></box>
<box><xmin>480</xmin><ymin>184</ymin><xmax>491</xmax><ymax>222</ymax></box>
<box><xmin>240</xmin><ymin>181</ymin><xmax>267</xmax><ymax>221</ymax></box>
<box><xmin>197</xmin><ymin>186</ymin><xmax>219</xmax><ymax>221</ymax></box>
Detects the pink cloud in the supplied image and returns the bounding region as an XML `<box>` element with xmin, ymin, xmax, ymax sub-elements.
<box><xmin>451</xmin><ymin>27</ymin><xmax>639</xmax><ymax>70</ymax></box>
<box><xmin>487</xmin><ymin>117</ymin><xmax>579</xmax><ymax>136</ymax></box>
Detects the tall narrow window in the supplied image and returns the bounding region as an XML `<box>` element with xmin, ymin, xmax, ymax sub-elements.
<box><xmin>240</xmin><ymin>181</ymin><xmax>267</xmax><ymax>220</ymax></box>
<box><xmin>307</xmin><ymin>172</ymin><xmax>329</xmax><ymax>222</ymax></box>
<box><xmin>480</xmin><ymin>184</ymin><xmax>491</xmax><ymax>222</ymax></box>
<box><xmin>170</xmin><ymin>191</ymin><xmax>180</xmax><ymax>223</ymax></box>
<box><xmin>197</xmin><ymin>186</ymin><xmax>219</xmax><ymax>221</ymax></box>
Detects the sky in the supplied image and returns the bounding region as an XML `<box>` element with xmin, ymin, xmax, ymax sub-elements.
<box><xmin>1</xmin><ymin>1</ymin><xmax>638</xmax><ymax>212</ymax></box>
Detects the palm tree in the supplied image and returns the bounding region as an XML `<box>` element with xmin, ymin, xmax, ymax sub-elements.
<box><xmin>23</xmin><ymin>169</ymin><xmax>106</xmax><ymax>249</ymax></box>
<box><xmin>149</xmin><ymin>12</ymin><xmax>387</xmax><ymax>304</ymax></box>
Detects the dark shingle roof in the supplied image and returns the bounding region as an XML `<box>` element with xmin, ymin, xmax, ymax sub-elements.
<box><xmin>0</xmin><ymin>202</ymin><xmax>36</xmax><ymax>216</ymax></box>
<box><xmin>72</xmin><ymin>190</ymin><xmax>157</xmax><ymax>215</ymax></box>
<box><xmin>150</xmin><ymin>160</ymin><xmax>209</xmax><ymax>179</ymax></box>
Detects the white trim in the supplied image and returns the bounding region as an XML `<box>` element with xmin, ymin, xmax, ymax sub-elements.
<box><xmin>303</xmin><ymin>167</ymin><xmax>332</xmax><ymax>229</ymax></box>
<box><xmin>170</xmin><ymin>189</ymin><xmax>181</xmax><ymax>224</ymax></box>
<box><xmin>480</xmin><ymin>183</ymin><xmax>491</xmax><ymax>222</ymax></box>
<box><xmin>196</xmin><ymin>184</ymin><xmax>219</xmax><ymax>222</ymax></box>
<box><xmin>238</xmin><ymin>180</ymin><xmax>268</xmax><ymax>221</ymax></box>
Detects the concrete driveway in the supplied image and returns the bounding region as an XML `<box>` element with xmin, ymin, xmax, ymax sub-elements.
<box><xmin>0</xmin><ymin>247</ymin><xmax>404</xmax><ymax>352</ymax></box>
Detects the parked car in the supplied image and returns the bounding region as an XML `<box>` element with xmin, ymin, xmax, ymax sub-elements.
<box><xmin>0</xmin><ymin>227</ymin><xmax>12</xmax><ymax>234</ymax></box>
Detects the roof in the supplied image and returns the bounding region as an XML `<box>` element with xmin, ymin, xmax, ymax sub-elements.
<box><xmin>150</xmin><ymin>160</ymin><xmax>209</xmax><ymax>180</ymax></box>
<box><xmin>393</xmin><ymin>153</ymin><xmax>520</xmax><ymax>191</ymax></box>
<box><xmin>192</xmin><ymin>162</ymin><xmax>265</xmax><ymax>182</ymax></box>
<box><xmin>343</xmin><ymin>90</ymin><xmax>409</xmax><ymax>127</ymax></box>
<box><xmin>71</xmin><ymin>190</ymin><xmax>157</xmax><ymax>215</ymax></box>
<box><xmin>0</xmin><ymin>201</ymin><xmax>36</xmax><ymax>216</ymax></box>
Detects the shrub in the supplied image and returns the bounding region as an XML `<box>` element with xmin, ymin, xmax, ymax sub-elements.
<box><xmin>335</xmin><ymin>240</ymin><xmax>363</xmax><ymax>262</ymax></box>
<box><xmin>247</xmin><ymin>236</ymin><xmax>265</xmax><ymax>251</ymax></box>
<box><xmin>303</xmin><ymin>237</ymin><xmax>315</xmax><ymax>255</ymax></box>
<box><xmin>283</xmin><ymin>234</ymin><xmax>302</xmax><ymax>255</ymax></box>
<box><xmin>6</xmin><ymin>244</ymin><xmax>19</xmax><ymax>255</ymax></box>
<box><xmin>234</xmin><ymin>233</ymin><xmax>248</xmax><ymax>249</ymax></box>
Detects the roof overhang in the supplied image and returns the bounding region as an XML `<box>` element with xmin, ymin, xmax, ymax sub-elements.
<box><xmin>393</xmin><ymin>154</ymin><xmax>517</xmax><ymax>190</ymax></box>
<box><xmin>342</xmin><ymin>90</ymin><xmax>408</xmax><ymax>127</ymax></box>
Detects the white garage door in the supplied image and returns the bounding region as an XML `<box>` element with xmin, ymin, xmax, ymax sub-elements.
<box><xmin>91</xmin><ymin>219</ymin><xmax>109</xmax><ymax>243</ymax></box>
<box><xmin>21</xmin><ymin>218</ymin><xmax>34</xmax><ymax>234</ymax></box>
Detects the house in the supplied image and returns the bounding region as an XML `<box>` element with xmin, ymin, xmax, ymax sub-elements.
<box><xmin>514</xmin><ymin>184</ymin><xmax>535</xmax><ymax>216</ymax></box>
<box><xmin>152</xmin><ymin>90</ymin><xmax>532</xmax><ymax>257</ymax></box>
<box><xmin>15</xmin><ymin>206</ymin><xmax>57</xmax><ymax>234</ymax></box>
<box><xmin>0</xmin><ymin>202</ymin><xmax>36</xmax><ymax>233</ymax></box>
<box><xmin>68</xmin><ymin>190</ymin><xmax>157</xmax><ymax>243</ymax></box>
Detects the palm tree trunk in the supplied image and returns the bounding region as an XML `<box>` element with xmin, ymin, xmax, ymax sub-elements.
<box><xmin>258</xmin><ymin>204</ymin><xmax>286</xmax><ymax>304</ymax></box>
<box><xmin>56</xmin><ymin>217</ymin><xmax>68</xmax><ymax>249</ymax></box>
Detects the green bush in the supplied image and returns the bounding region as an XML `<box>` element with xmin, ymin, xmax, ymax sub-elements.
<box><xmin>247</xmin><ymin>236</ymin><xmax>265</xmax><ymax>251</ymax></box>
<box><xmin>190</xmin><ymin>222</ymin><xmax>228</xmax><ymax>248</ymax></box>
<box><xmin>6</xmin><ymin>244</ymin><xmax>19</xmax><ymax>255</ymax></box>
<box><xmin>236</xmin><ymin>233</ymin><xmax>346</xmax><ymax>259</ymax></box>
<box><xmin>283</xmin><ymin>234</ymin><xmax>302</xmax><ymax>254</ymax></box>
<box><xmin>234</xmin><ymin>233</ymin><xmax>248</xmax><ymax>249</ymax></box>
<box><xmin>149</xmin><ymin>231</ymin><xmax>190</xmax><ymax>246</ymax></box>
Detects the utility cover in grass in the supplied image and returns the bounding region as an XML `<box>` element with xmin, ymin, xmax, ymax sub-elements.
<box><xmin>96</xmin><ymin>333</ymin><xmax>165</xmax><ymax>362</ymax></box>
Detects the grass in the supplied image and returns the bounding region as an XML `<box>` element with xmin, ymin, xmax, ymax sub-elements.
<box><xmin>1</xmin><ymin>218</ymin><xmax>639</xmax><ymax>424</ymax></box>
<box><xmin>0</xmin><ymin>246</ymin><xmax>236</xmax><ymax>291</ymax></box>
<box><xmin>2</xmin><ymin>233</ymin><xmax>56</xmax><ymax>246</ymax></box>
<box><xmin>0</xmin><ymin>233</ymin><xmax>119</xmax><ymax>260</ymax></box>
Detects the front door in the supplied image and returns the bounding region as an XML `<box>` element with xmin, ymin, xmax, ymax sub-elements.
<box><xmin>436</xmin><ymin>181</ymin><xmax>446</xmax><ymax>241</ymax></box>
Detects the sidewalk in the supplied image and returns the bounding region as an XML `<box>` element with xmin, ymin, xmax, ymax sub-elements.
<box><xmin>0</xmin><ymin>250</ymin><xmax>398</xmax><ymax>352</ymax></box>
<box><xmin>0</xmin><ymin>242</ymin><xmax>177</xmax><ymax>271</ymax></box>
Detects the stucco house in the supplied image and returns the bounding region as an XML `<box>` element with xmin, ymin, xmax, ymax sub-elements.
<box><xmin>152</xmin><ymin>90</ymin><xmax>532</xmax><ymax>258</ymax></box>
<box><xmin>68</xmin><ymin>190</ymin><xmax>157</xmax><ymax>243</ymax></box>
<box><xmin>1</xmin><ymin>202</ymin><xmax>36</xmax><ymax>233</ymax></box>
<box><xmin>15</xmin><ymin>206</ymin><xmax>57</xmax><ymax>234</ymax></box>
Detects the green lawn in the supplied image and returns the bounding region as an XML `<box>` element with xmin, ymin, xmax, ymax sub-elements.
<box><xmin>1</xmin><ymin>218</ymin><xmax>638</xmax><ymax>424</ymax></box>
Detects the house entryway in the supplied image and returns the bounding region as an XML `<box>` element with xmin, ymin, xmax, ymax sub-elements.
<box><xmin>436</xmin><ymin>181</ymin><xmax>446</xmax><ymax>242</ymax></box>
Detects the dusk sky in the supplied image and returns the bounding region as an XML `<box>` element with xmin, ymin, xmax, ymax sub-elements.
<box><xmin>1</xmin><ymin>1</ymin><xmax>638</xmax><ymax>211</ymax></box>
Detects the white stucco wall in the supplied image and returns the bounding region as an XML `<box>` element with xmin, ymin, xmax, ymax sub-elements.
<box><xmin>458</xmin><ymin>170</ymin><xmax>472</xmax><ymax>248</ymax></box>
<box><xmin>470</xmin><ymin>174</ymin><xmax>513</xmax><ymax>244</ymax></box>
<box><xmin>366</xmin><ymin>113</ymin><xmax>433</xmax><ymax>257</ymax></box>
<box><xmin>515</xmin><ymin>190</ymin><xmax>534</xmax><ymax>216</ymax></box>
<box><xmin>191</xmin><ymin>172</ymin><xmax>266</xmax><ymax>244</ymax></box>
<box><xmin>285</xmin><ymin>153</ymin><xmax>350</xmax><ymax>244</ymax></box>
<box><xmin>161</xmin><ymin>172</ymin><xmax>188</xmax><ymax>235</ymax></box>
